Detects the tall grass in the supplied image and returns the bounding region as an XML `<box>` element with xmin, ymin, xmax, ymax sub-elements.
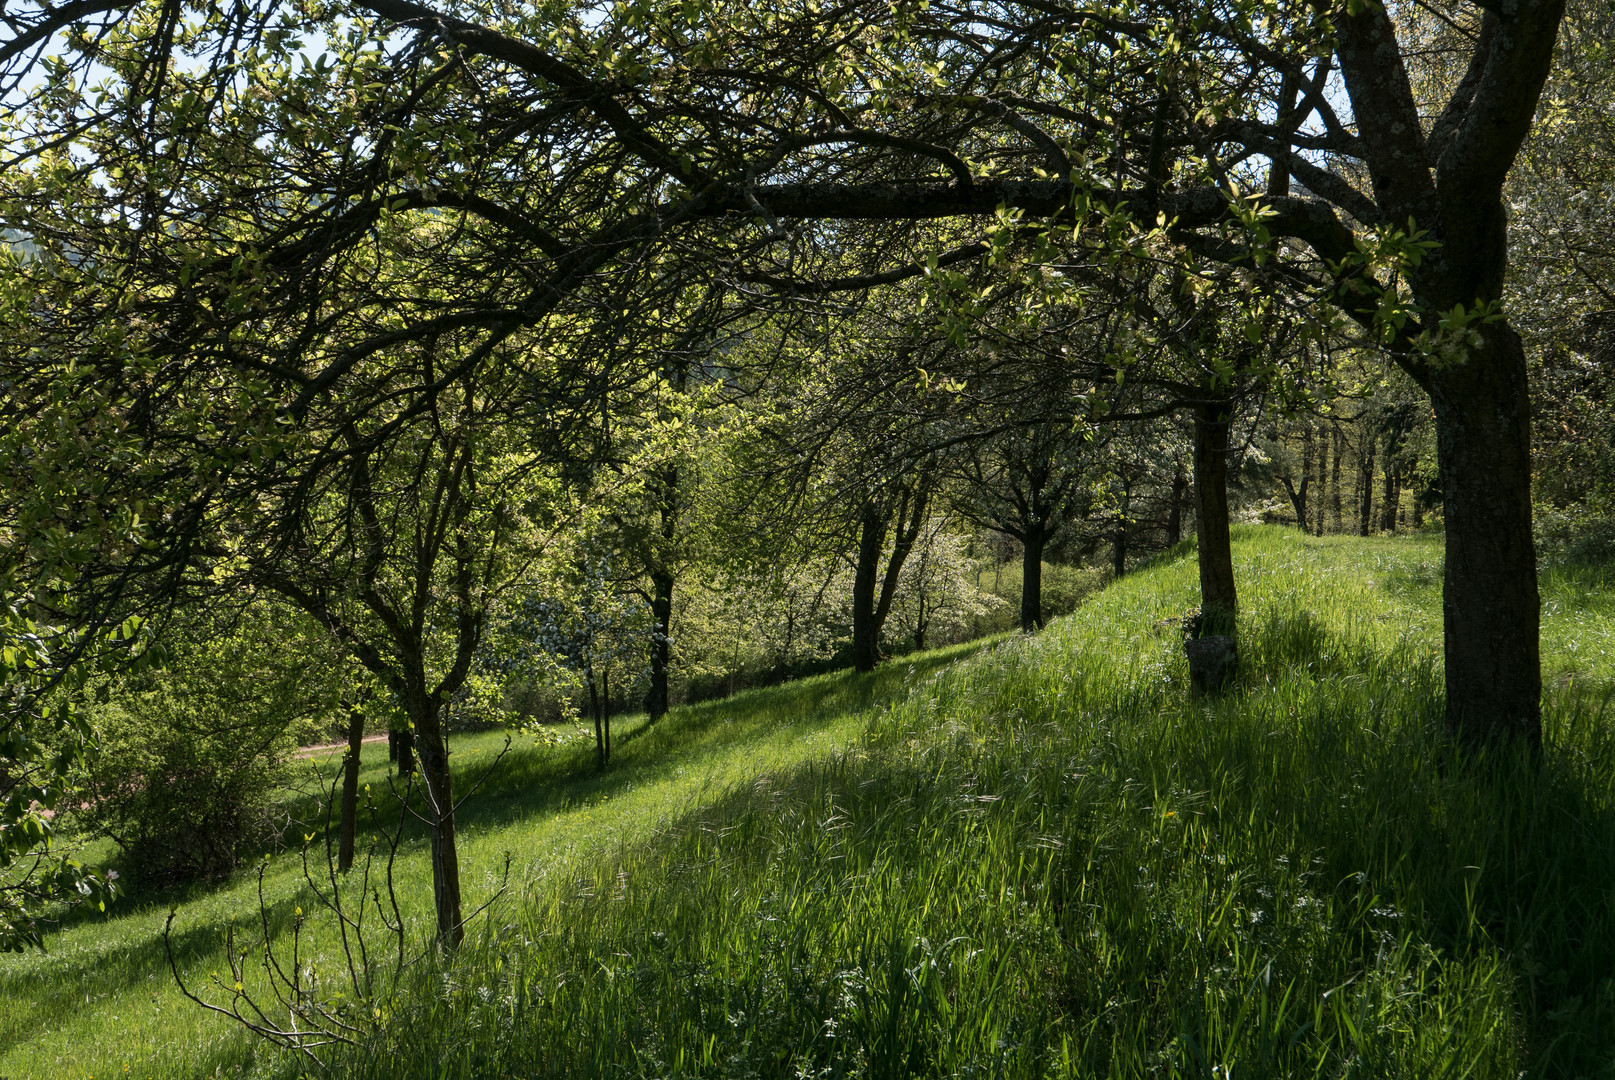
<box><xmin>8</xmin><ymin>527</ymin><xmax>1614</xmax><ymax>1078</ymax></box>
<box><xmin>0</xmin><ymin>640</ymin><xmax>993</xmax><ymax>1080</ymax></box>
<box><xmin>339</xmin><ymin>528</ymin><xmax>1615</xmax><ymax>1079</ymax></box>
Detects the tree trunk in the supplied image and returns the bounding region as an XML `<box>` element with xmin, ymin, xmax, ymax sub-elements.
<box><xmin>1111</xmin><ymin>482</ymin><xmax>1130</xmax><ymax>578</ymax></box>
<box><xmin>851</xmin><ymin>500</ymin><xmax>887</xmax><ymax>673</ymax></box>
<box><xmin>1281</xmin><ymin>474</ymin><xmax>1309</xmax><ymax>531</ymax></box>
<box><xmin>1166</xmin><ymin>472</ymin><xmax>1187</xmax><ymax>545</ymax></box>
<box><xmin>1429</xmin><ymin>323</ymin><xmax>1542</xmax><ymax>746</ymax></box>
<box><xmin>1358</xmin><ymin>434</ymin><xmax>1376</xmax><ymax>536</ymax></box>
<box><xmin>602</xmin><ymin>670</ymin><xmax>611</xmax><ymax>764</ymax></box>
<box><xmin>1294</xmin><ymin>426</ymin><xmax>1314</xmax><ymax>529</ymax></box>
<box><xmin>410</xmin><ymin>697</ymin><xmax>464</xmax><ymax>947</ymax></box>
<box><xmin>1381</xmin><ymin>460</ymin><xmax>1401</xmax><ymax>533</ymax></box>
<box><xmin>338</xmin><ymin>708</ymin><xmax>363</xmax><ymax>873</ymax></box>
<box><xmin>1314</xmin><ymin>453</ymin><xmax>1327</xmax><ymax>536</ymax></box>
<box><xmin>647</xmin><ymin>462</ymin><xmax>678</xmax><ymax>723</ymax></box>
<box><xmin>1021</xmin><ymin>525</ymin><xmax>1045</xmax><ymax>632</ymax></box>
<box><xmin>872</xmin><ymin>484</ymin><xmax>929</xmax><ymax>637</ymax></box>
<box><xmin>1192</xmin><ymin>401</ymin><xmax>1237</xmax><ymax>634</ymax></box>
<box><xmin>588</xmin><ymin>674</ymin><xmax>605</xmax><ymax>769</ymax></box>
<box><xmin>390</xmin><ymin>726</ymin><xmax>414</xmax><ymax>778</ymax></box>
<box><xmin>647</xmin><ymin>567</ymin><xmax>674</xmax><ymax>722</ymax></box>
<box><xmin>1330</xmin><ymin>425</ymin><xmax>1345</xmax><ymax>533</ymax></box>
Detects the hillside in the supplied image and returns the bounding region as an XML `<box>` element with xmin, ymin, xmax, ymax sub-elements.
<box><xmin>7</xmin><ymin>526</ymin><xmax>1615</xmax><ymax>1078</ymax></box>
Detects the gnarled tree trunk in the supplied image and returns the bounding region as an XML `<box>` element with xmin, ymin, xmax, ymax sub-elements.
<box><xmin>408</xmin><ymin>693</ymin><xmax>464</xmax><ymax>947</ymax></box>
<box><xmin>646</xmin><ymin>462</ymin><xmax>678</xmax><ymax>723</ymax></box>
<box><xmin>1429</xmin><ymin>323</ymin><xmax>1541</xmax><ymax>746</ymax></box>
<box><xmin>647</xmin><ymin>566</ymin><xmax>674</xmax><ymax>721</ymax></box>
<box><xmin>1021</xmin><ymin>525</ymin><xmax>1045</xmax><ymax>632</ymax></box>
<box><xmin>1192</xmin><ymin>401</ymin><xmax>1237</xmax><ymax>635</ymax></box>
<box><xmin>338</xmin><ymin>708</ymin><xmax>364</xmax><ymax>873</ymax></box>
<box><xmin>851</xmin><ymin>500</ymin><xmax>887</xmax><ymax>673</ymax></box>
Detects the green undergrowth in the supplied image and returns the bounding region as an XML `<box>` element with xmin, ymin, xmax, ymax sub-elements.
<box><xmin>10</xmin><ymin>526</ymin><xmax>1615</xmax><ymax>1079</ymax></box>
<box><xmin>340</xmin><ymin>527</ymin><xmax>1615</xmax><ymax>1080</ymax></box>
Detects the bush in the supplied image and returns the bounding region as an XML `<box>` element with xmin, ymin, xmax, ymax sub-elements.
<box><xmin>1040</xmin><ymin>562</ymin><xmax>1108</xmax><ymax>619</ymax></box>
<box><xmin>75</xmin><ymin>605</ymin><xmax>345</xmax><ymax>886</ymax></box>
<box><xmin>79</xmin><ymin>692</ymin><xmax>292</xmax><ymax>886</ymax></box>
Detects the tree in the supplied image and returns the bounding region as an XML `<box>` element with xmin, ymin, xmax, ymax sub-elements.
<box><xmin>1509</xmin><ymin>0</ymin><xmax>1615</xmax><ymax>558</ymax></box>
<box><xmin>0</xmin><ymin>599</ymin><xmax>132</xmax><ymax>950</ymax></box>
<box><xmin>951</xmin><ymin>423</ymin><xmax>1094</xmax><ymax>631</ymax></box>
<box><xmin>3</xmin><ymin>0</ymin><xmax>1576</xmax><ymax>752</ymax></box>
<box><xmin>888</xmin><ymin>516</ymin><xmax>1000</xmax><ymax>650</ymax></box>
<box><xmin>237</xmin><ymin>360</ymin><xmax>552</xmax><ymax>947</ymax></box>
<box><xmin>501</xmin><ymin>554</ymin><xmax>655</xmax><ymax>769</ymax></box>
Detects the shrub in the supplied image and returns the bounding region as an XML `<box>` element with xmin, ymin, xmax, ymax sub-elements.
<box><xmin>78</xmin><ymin>691</ymin><xmax>292</xmax><ymax>886</ymax></box>
<box><xmin>75</xmin><ymin>606</ymin><xmax>345</xmax><ymax>886</ymax></box>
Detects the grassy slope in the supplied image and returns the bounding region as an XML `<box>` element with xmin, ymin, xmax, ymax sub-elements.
<box><xmin>1</xmin><ymin>638</ymin><xmax>996</xmax><ymax>1080</ymax></box>
<box><xmin>341</xmin><ymin>528</ymin><xmax>1615</xmax><ymax>1079</ymax></box>
<box><xmin>8</xmin><ymin>526</ymin><xmax>1615</xmax><ymax>1078</ymax></box>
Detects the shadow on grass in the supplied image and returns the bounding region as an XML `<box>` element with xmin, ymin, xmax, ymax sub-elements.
<box><xmin>337</xmin><ymin>653</ymin><xmax>1615</xmax><ymax>1080</ymax></box>
<box><xmin>28</xmin><ymin>638</ymin><xmax>999</xmax><ymax>957</ymax></box>
<box><xmin>0</xmin><ymin>884</ymin><xmax>314</xmax><ymax>1045</ymax></box>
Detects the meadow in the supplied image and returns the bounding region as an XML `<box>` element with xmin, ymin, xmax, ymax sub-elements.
<box><xmin>7</xmin><ymin>525</ymin><xmax>1615</xmax><ymax>1078</ymax></box>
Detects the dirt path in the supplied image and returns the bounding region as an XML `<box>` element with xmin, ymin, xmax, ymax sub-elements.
<box><xmin>294</xmin><ymin>733</ymin><xmax>390</xmax><ymax>759</ymax></box>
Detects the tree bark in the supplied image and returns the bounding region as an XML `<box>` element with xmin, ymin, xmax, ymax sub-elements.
<box><xmin>1192</xmin><ymin>401</ymin><xmax>1237</xmax><ymax>634</ymax></box>
<box><xmin>1281</xmin><ymin>473</ymin><xmax>1309</xmax><ymax>531</ymax></box>
<box><xmin>1313</xmin><ymin>445</ymin><xmax>1327</xmax><ymax>536</ymax></box>
<box><xmin>409</xmin><ymin>696</ymin><xmax>464</xmax><ymax>947</ymax></box>
<box><xmin>1381</xmin><ymin>459</ymin><xmax>1401</xmax><ymax>533</ymax></box>
<box><xmin>851</xmin><ymin>500</ymin><xmax>887</xmax><ymax>673</ymax></box>
<box><xmin>1330</xmin><ymin>425</ymin><xmax>1345</xmax><ymax>533</ymax></box>
<box><xmin>646</xmin><ymin>462</ymin><xmax>678</xmax><ymax>723</ymax></box>
<box><xmin>588</xmin><ymin>674</ymin><xmax>605</xmax><ymax>769</ymax></box>
<box><xmin>872</xmin><ymin>484</ymin><xmax>929</xmax><ymax>636</ymax></box>
<box><xmin>1294</xmin><ymin>426</ymin><xmax>1314</xmax><ymax>529</ymax></box>
<box><xmin>390</xmin><ymin>726</ymin><xmax>414</xmax><ymax>778</ymax></box>
<box><xmin>338</xmin><ymin>708</ymin><xmax>363</xmax><ymax>873</ymax></box>
<box><xmin>647</xmin><ymin>566</ymin><xmax>674</xmax><ymax>722</ymax></box>
<box><xmin>1021</xmin><ymin>525</ymin><xmax>1045</xmax><ymax>632</ymax></box>
<box><xmin>1429</xmin><ymin>323</ymin><xmax>1542</xmax><ymax>746</ymax></box>
<box><xmin>851</xmin><ymin>480</ymin><xmax>930</xmax><ymax>671</ymax></box>
<box><xmin>1166</xmin><ymin>472</ymin><xmax>1187</xmax><ymax>545</ymax></box>
<box><xmin>1358</xmin><ymin>433</ymin><xmax>1376</xmax><ymax>536</ymax></box>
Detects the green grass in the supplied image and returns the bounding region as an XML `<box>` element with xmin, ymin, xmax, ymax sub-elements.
<box><xmin>0</xmin><ymin>638</ymin><xmax>997</xmax><ymax>1080</ymax></box>
<box><xmin>8</xmin><ymin>526</ymin><xmax>1615</xmax><ymax>1078</ymax></box>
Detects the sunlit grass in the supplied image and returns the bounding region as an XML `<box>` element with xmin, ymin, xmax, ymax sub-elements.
<box><xmin>0</xmin><ymin>639</ymin><xmax>996</xmax><ymax>1080</ymax></box>
<box><xmin>338</xmin><ymin>527</ymin><xmax>1615</xmax><ymax>1079</ymax></box>
<box><xmin>7</xmin><ymin>526</ymin><xmax>1615</xmax><ymax>1078</ymax></box>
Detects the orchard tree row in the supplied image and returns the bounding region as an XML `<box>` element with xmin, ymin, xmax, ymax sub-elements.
<box><xmin>1</xmin><ymin>0</ymin><xmax>1611</xmax><ymax>952</ymax></box>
